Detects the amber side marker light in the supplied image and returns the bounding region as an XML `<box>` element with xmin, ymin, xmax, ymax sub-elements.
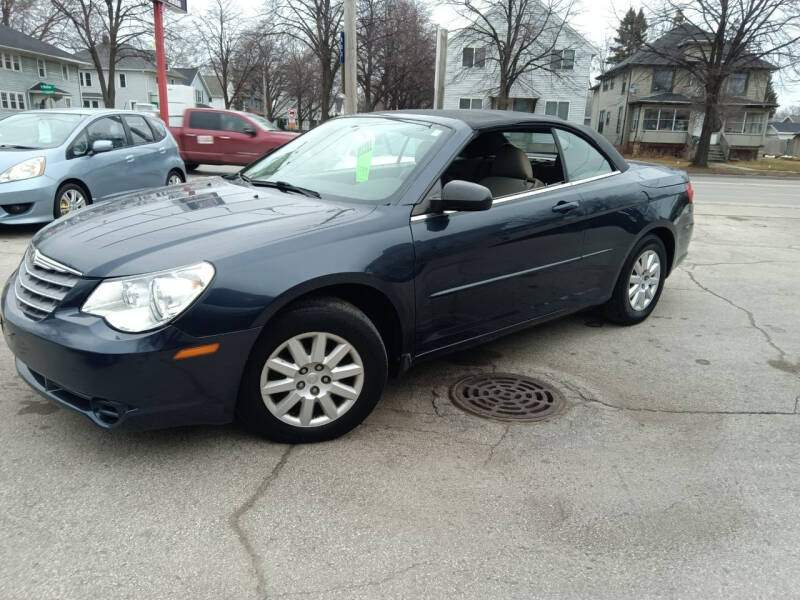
<box><xmin>173</xmin><ymin>343</ymin><xmax>220</xmax><ymax>360</ymax></box>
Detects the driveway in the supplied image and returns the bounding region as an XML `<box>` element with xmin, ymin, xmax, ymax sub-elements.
<box><xmin>0</xmin><ymin>173</ymin><xmax>798</xmax><ymax>599</ymax></box>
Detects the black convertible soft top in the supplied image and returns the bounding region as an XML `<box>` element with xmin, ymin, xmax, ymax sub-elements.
<box><xmin>375</xmin><ymin>109</ymin><xmax>630</xmax><ymax>174</ymax></box>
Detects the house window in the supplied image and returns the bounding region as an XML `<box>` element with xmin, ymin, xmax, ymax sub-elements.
<box><xmin>621</xmin><ymin>77</ymin><xmax>626</xmax><ymax>94</ymax></box>
<box><xmin>2</xmin><ymin>91</ymin><xmax>25</xmax><ymax>110</ymax></box>
<box><xmin>602</xmin><ymin>80</ymin><xmax>608</xmax><ymax>92</ymax></box>
<box><xmin>724</xmin><ymin>111</ymin><xmax>764</xmax><ymax>134</ymax></box>
<box><xmin>83</xmin><ymin>99</ymin><xmax>100</xmax><ymax>108</ymax></box>
<box><xmin>61</xmin><ymin>64</ymin><xmax>69</xmax><ymax>80</ymax></box>
<box><xmin>462</xmin><ymin>47</ymin><xmax>485</xmax><ymax>68</ymax></box>
<box><xmin>65</xmin><ymin>97</ymin><xmax>72</xmax><ymax>107</ymax></box>
<box><xmin>726</xmin><ymin>72</ymin><xmax>748</xmax><ymax>95</ymax></box>
<box><xmin>511</xmin><ymin>98</ymin><xmax>534</xmax><ymax>112</ymax></box>
<box><xmin>631</xmin><ymin>106</ymin><xmax>640</xmax><ymax>132</ymax></box>
<box><xmin>195</xmin><ymin>89</ymin><xmax>203</xmax><ymax>103</ymax></box>
<box><xmin>642</xmin><ymin>108</ymin><xmax>689</xmax><ymax>131</ymax></box>
<box><xmin>80</xmin><ymin>72</ymin><xmax>92</xmax><ymax>87</ymax></box>
<box><xmin>37</xmin><ymin>59</ymin><xmax>46</xmax><ymax>78</ymax></box>
<box><xmin>545</xmin><ymin>101</ymin><xmax>570</xmax><ymax>120</ymax></box>
<box><xmin>616</xmin><ymin>106</ymin><xmax>623</xmax><ymax>133</ymax></box>
<box><xmin>119</xmin><ymin>73</ymin><xmax>127</xmax><ymax>88</ymax></box>
<box><xmin>550</xmin><ymin>49</ymin><xmax>575</xmax><ymax>71</ymax></box>
<box><xmin>1</xmin><ymin>53</ymin><xmax>21</xmax><ymax>71</ymax></box>
<box><xmin>651</xmin><ymin>69</ymin><xmax>675</xmax><ymax>93</ymax></box>
<box><xmin>610</xmin><ymin>78</ymin><xmax>614</xmax><ymax>90</ymax></box>
<box><xmin>459</xmin><ymin>98</ymin><xmax>483</xmax><ymax>109</ymax></box>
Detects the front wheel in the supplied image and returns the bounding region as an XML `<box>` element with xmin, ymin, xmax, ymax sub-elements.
<box><xmin>603</xmin><ymin>234</ymin><xmax>667</xmax><ymax>325</ymax></box>
<box><xmin>54</xmin><ymin>182</ymin><xmax>90</xmax><ymax>219</ymax></box>
<box><xmin>237</xmin><ymin>298</ymin><xmax>388</xmax><ymax>443</ymax></box>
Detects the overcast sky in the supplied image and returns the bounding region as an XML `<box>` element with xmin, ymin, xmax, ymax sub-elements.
<box><xmin>185</xmin><ymin>0</ymin><xmax>799</xmax><ymax>106</ymax></box>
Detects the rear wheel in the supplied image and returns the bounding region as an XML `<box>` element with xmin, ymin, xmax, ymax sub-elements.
<box><xmin>53</xmin><ymin>182</ymin><xmax>90</xmax><ymax>219</ymax></box>
<box><xmin>237</xmin><ymin>298</ymin><xmax>388</xmax><ymax>443</ymax></box>
<box><xmin>167</xmin><ymin>169</ymin><xmax>185</xmax><ymax>185</ymax></box>
<box><xmin>184</xmin><ymin>162</ymin><xmax>199</xmax><ymax>172</ymax></box>
<box><xmin>603</xmin><ymin>234</ymin><xmax>667</xmax><ymax>325</ymax></box>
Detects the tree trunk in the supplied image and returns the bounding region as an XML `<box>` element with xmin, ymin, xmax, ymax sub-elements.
<box><xmin>320</xmin><ymin>65</ymin><xmax>332</xmax><ymax>122</ymax></box>
<box><xmin>693</xmin><ymin>86</ymin><xmax>721</xmax><ymax>168</ymax></box>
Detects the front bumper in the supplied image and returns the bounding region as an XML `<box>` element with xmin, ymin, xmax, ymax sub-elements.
<box><xmin>1</xmin><ymin>273</ymin><xmax>261</xmax><ymax>430</ymax></box>
<box><xmin>0</xmin><ymin>176</ymin><xmax>59</xmax><ymax>224</ymax></box>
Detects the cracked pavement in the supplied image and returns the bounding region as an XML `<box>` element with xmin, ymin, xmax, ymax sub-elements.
<box><xmin>1</xmin><ymin>173</ymin><xmax>799</xmax><ymax>599</ymax></box>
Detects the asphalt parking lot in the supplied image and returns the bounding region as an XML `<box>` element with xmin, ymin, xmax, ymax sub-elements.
<box><xmin>1</xmin><ymin>171</ymin><xmax>799</xmax><ymax>599</ymax></box>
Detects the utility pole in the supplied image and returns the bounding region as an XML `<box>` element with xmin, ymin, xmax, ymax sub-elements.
<box><xmin>433</xmin><ymin>27</ymin><xmax>448</xmax><ymax>110</ymax></box>
<box><xmin>343</xmin><ymin>0</ymin><xmax>357</xmax><ymax>114</ymax></box>
<box><xmin>153</xmin><ymin>0</ymin><xmax>169</xmax><ymax>123</ymax></box>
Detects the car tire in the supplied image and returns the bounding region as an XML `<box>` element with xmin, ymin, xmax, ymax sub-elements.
<box><xmin>167</xmin><ymin>169</ymin><xmax>185</xmax><ymax>185</ymax></box>
<box><xmin>236</xmin><ymin>297</ymin><xmax>388</xmax><ymax>443</ymax></box>
<box><xmin>184</xmin><ymin>162</ymin><xmax>199</xmax><ymax>172</ymax></box>
<box><xmin>53</xmin><ymin>182</ymin><xmax>91</xmax><ymax>219</ymax></box>
<box><xmin>603</xmin><ymin>234</ymin><xmax>667</xmax><ymax>325</ymax></box>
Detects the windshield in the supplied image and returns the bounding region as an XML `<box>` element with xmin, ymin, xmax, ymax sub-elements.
<box><xmin>242</xmin><ymin>117</ymin><xmax>447</xmax><ymax>204</ymax></box>
<box><xmin>0</xmin><ymin>112</ymin><xmax>84</xmax><ymax>149</ymax></box>
<box><xmin>245</xmin><ymin>113</ymin><xmax>279</xmax><ymax>131</ymax></box>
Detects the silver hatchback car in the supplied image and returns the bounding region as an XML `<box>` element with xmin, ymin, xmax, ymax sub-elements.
<box><xmin>0</xmin><ymin>109</ymin><xmax>186</xmax><ymax>224</ymax></box>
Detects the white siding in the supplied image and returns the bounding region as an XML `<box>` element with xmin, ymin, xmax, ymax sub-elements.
<box><xmin>442</xmin><ymin>23</ymin><xmax>595</xmax><ymax>124</ymax></box>
<box><xmin>0</xmin><ymin>53</ymin><xmax>82</xmax><ymax>110</ymax></box>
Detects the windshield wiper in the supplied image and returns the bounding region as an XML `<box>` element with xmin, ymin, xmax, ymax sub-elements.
<box><xmin>249</xmin><ymin>179</ymin><xmax>320</xmax><ymax>198</ymax></box>
<box><xmin>0</xmin><ymin>144</ymin><xmax>39</xmax><ymax>150</ymax></box>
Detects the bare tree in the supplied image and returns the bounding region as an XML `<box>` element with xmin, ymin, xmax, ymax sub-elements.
<box><xmin>357</xmin><ymin>0</ymin><xmax>435</xmax><ymax>110</ymax></box>
<box><xmin>449</xmin><ymin>0</ymin><xmax>577</xmax><ymax>110</ymax></box>
<box><xmin>50</xmin><ymin>0</ymin><xmax>150</xmax><ymax>108</ymax></box>
<box><xmin>3</xmin><ymin>0</ymin><xmax>65</xmax><ymax>43</ymax></box>
<box><xmin>283</xmin><ymin>47</ymin><xmax>321</xmax><ymax>129</ymax></box>
<box><xmin>281</xmin><ymin>0</ymin><xmax>342</xmax><ymax>121</ymax></box>
<box><xmin>645</xmin><ymin>1</ymin><xmax>800</xmax><ymax>166</ymax></box>
<box><xmin>195</xmin><ymin>0</ymin><xmax>261</xmax><ymax>109</ymax></box>
<box><xmin>250</xmin><ymin>33</ymin><xmax>291</xmax><ymax>121</ymax></box>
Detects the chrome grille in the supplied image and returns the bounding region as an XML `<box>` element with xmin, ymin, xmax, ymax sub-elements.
<box><xmin>15</xmin><ymin>247</ymin><xmax>82</xmax><ymax>320</ymax></box>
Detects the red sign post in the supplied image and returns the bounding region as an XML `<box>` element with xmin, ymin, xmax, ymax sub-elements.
<box><xmin>152</xmin><ymin>0</ymin><xmax>187</xmax><ymax>124</ymax></box>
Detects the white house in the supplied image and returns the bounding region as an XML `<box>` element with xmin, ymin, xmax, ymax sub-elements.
<box><xmin>174</xmin><ymin>67</ymin><xmax>213</xmax><ymax>106</ymax></box>
<box><xmin>203</xmin><ymin>74</ymin><xmax>229</xmax><ymax>109</ymax></box>
<box><xmin>73</xmin><ymin>44</ymin><xmax>188</xmax><ymax>110</ymax></box>
<box><xmin>442</xmin><ymin>11</ymin><xmax>597</xmax><ymax>123</ymax></box>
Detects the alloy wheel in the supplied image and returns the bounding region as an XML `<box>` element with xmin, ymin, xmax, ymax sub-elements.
<box><xmin>628</xmin><ymin>249</ymin><xmax>661</xmax><ymax>311</ymax></box>
<box><xmin>260</xmin><ymin>331</ymin><xmax>365</xmax><ymax>428</ymax></box>
<box><xmin>59</xmin><ymin>189</ymin><xmax>87</xmax><ymax>216</ymax></box>
<box><xmin>168</xmin><ymin>173</ymin><xmax>183</xmax><ymax>185</ymax></box>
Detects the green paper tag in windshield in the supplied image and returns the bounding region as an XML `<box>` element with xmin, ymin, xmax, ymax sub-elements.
<box><xmin>355</xmin><ymin>134</ymin><xmax>374</xmax><ymax>183</ymax></box>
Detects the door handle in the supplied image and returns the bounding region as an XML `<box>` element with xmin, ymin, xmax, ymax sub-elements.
<box><xmin>552</xmin><ymin>200</ymin><xmax>579</xmax><ymax>213</ymax></box>
<box><xmin>125</xmin><ymin>155</ymin><xmax>135</xmax><ymax>163</ymax></box>
<box><xmin>158</xmin><ymin>147</ymin><xmax>166</xmax><ymax>154</ymax></box>
<box><xmin>219</xmin><ymin>135</ymin><xmax>231</xmax><ymax>140</ymax></box>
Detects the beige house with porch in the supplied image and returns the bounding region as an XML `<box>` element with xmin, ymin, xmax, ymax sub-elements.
<box><xmin>590</xmin><ymin>24</ymin><xmax>776</xmax><ymax>161</ymax></box>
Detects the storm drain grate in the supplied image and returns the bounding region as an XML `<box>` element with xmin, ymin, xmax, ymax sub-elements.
<box><xmin>449</xmin><ymin>373</ymin><xmax>566</xmax><ymax>422</ymax></box>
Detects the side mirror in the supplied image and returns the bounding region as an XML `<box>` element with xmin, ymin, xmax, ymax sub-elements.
<box><xmin>242</xmin><ymin>126</ymin><xmax>257</xmax><ymax>136</ymax></box>
<box><xmin>91</xmin><ymin>140</ymin><xmax>113</xmax><ymax>154</ymax></box>
<box><xmin>431</xmin><ymin>180</ymin><xmax>493</xmax><ymax>212</ymax></box>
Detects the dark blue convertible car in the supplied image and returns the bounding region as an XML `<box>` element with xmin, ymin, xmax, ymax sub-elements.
<box><xmin>1</xmin><ymin>110</ymin><xmax>693</xmax><ymax>442</ymax></box>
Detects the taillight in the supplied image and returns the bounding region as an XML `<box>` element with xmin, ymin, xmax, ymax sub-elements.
<box><xmin>685</xmin><ymin>181</ymin><xmax>694</xmax><ymax>203</ymax></box>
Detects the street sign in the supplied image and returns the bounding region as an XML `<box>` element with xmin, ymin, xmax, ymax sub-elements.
<box><xmin>339</xmin><ymin>31</ymin><xmax>345</xmax><ymax>64</ymax></box>
<box><xmin>287</xmin><ymin>107</ymin><xmax>297</xmax><ymax>119</ymax></box>
<box><xmin>155</xmin><ymin>0</ymin><xmax>187</xmax><ymax>13</ymax></box>
<box><xmin>39</xmin><ymin>83</ymin><xmax>55</xmax><ymax>95</ymax></box>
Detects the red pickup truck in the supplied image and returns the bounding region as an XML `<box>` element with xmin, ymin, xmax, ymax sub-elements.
<box><xmin>169</xmin><ymin>108</ymin><xmax>298</xmax><ymax>170</ymax></box>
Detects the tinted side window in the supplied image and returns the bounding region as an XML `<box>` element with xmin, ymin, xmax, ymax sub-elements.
<box><xmin>123</xmin><ymin>115</ymin><xmax>155</xmax><ymax>145</ymax></box>
<box><xmin>86</xmin><ymin>116</ymin><xmax>128</xmax><ymax>149</ymax></box>
<box><xmin>188</xmin><ymin>111</ymin><xmax>222</xmax><ymax>130</ymax></box>
<box><xmin>554</xmin><ymin>129</ymin><xmax>612</xmax><ymax>181</ymax></box>
<box><xmin>69</xmin><ymin>130</ymin><xmax>89</xmax><ymax>158</ymax></box>
<box><xmin>220</xmin><ymin>113</ymin><xmax>250</xmax><ymax>133</ymax></box>
<box><xmin>147</xmin><ymin>117</ymin><xmax>167</xmax><ymax>140</ymax></box>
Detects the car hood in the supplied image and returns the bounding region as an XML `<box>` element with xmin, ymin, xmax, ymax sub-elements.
<box><xmin>0</xmin><ymin>147</ymin><xmax>53</xmax><ymax>172</ymax></box>
<box><xmin>32</xmin><ymin>177</ymin><xmax>376</xmax><ymax>278</ymax></box>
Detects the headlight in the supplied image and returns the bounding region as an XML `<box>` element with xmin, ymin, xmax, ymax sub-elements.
<box><xmin>82</xmin><ymin>262</ymin><xmax>215</xmax><ymax>332</ymax></box>
<box><xmin>0</xmin><ymin>157</ymin><xmax>46</xmax><ymax>183</ymax></box>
